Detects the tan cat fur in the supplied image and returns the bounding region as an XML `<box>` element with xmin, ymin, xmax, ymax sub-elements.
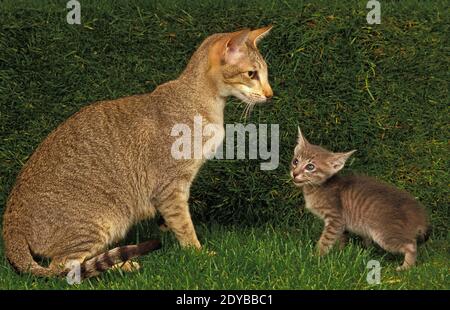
<box><xmin>3</xmin><ymin>26</ymin><xmax>273</xmax><ymax>278</ymax></box>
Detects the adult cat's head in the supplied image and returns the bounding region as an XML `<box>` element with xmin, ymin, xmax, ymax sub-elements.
<box><xmin>291</xmin><ymin>127</ymin><xmax>356</xmax><ymax>186</ymax></box>
<box><xmin>186</xmin><ymin>26</ymin><xmax>273</xmax><ymax>105</ymax></box>
<box><xmin>210</xmin><ymin>26</ymin><xmax>273</xmax><ymax>104</ymax></box>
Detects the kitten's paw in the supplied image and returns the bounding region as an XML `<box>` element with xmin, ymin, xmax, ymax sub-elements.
<box><xmin>317</xmin><ymin>250</ymin><xmax>327</xmax><ymax>257</ymax></box>
<box><xmin>396</xmin><ymin>264</ymin><xmax>412</xmax><ymax>272</ymax></box>
<box><xmin>316</xmin><ymin>245</ymin><xmax>329</xmax><ymax>256</ymax></box>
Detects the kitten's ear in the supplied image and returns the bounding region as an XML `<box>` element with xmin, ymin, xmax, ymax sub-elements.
<box><xmin>297</xmin><ymin>126</ymin><xmax>309</xmax><ymax>148</ymax></box>
<box><xmin>224</xmin><ymin>29</ymin><xmax>251</xmax><ymax>65</ymax></box>
<box><xmin>330</xmin><ymin>150</ymin><xmax>356</xmax><ymax>173</ymax></box>
<box><xmin>248</xmin><ymin>25</ymin><xmax>273</xmax><ymax>47</ymax></box>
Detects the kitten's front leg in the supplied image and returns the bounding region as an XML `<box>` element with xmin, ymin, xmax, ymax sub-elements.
<box><xmin>337</xmin><ymin>231</ymin><xmax>349</xmax><ymax>250</ymax></box>
<box><xmin>362</xmin><ymin>237</ymin><xmax>373</xmax><ymax>248</ymax></box>
<box><xmin>317</xmin><ymin>218</ymin><xmax>345</xmax><ymax>256</ymax></box>
<box><xmin>157</xmin><ymin>188</ymin><xmax>201</xmax><ymax>249</ymax></box>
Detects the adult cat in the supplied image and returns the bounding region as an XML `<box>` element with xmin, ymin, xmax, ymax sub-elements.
<box><xmin>3</xmin><ymin>26</ymin><xmax>273</xmax><ymax>279</ymax></box>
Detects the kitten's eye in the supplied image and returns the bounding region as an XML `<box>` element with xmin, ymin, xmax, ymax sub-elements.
<box><xmin>292</xmin><ymin>159</ymin><xmax>299</xmax><ymax>166</ymax></box>
<box><xmin>305</xmin><ymin>163</ymin><xmax>315</xmax><ymax>171</ymax></box>
<box><xmin>247</xmin><ymin>71</ymin><xmax>258</xmax><ymax>79</ymax></box>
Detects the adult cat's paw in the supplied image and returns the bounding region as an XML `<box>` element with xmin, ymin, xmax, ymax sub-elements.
<box><xmin>112</xmin><ymin>261</ymin><xmax>140</xmax><ymax>272</ymax></box>
<box><xmin>205</xmin><ymin>250</ymin><xmax>217</xmax><ymax>256</ymax></box>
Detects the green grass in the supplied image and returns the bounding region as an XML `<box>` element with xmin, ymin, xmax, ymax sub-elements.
<box><xmin>0</xmin><ymin>0</ymin><xmax>449</xmax><ymax>289</ymax></box>
<box><xmin>0</xmin><ymin>224</ymin><xmax>448</xmax><ymax>289</ymax></box>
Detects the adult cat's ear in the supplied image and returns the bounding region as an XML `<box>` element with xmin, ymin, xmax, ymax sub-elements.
<box><xmin>249</xmin><ymin>25</ymin><xmax>273</xmax><ymax>47</ymax></box>
<box><xmin>224</xmin><ymin>29</ymin><xmax>251</xmax><ymax>65</ymax></box>
<box><xmin>297</xmin><ymin>126</ymin><xmax>309</xmax><ymax>148</ymax></box>
<box><xmin>330</xmin><ymin>150</ymin><xmax>356</xmax><ymax>173</ymax></box>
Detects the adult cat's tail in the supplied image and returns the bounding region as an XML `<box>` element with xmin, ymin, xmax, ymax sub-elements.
<box><xmin>4</xmin><ymin>231</ymin><xmax>161</xmax><ymax>279</ymax></box>
<box><xmin>79</xmin><ymin>240</ymin><xmax>162</xmax><ymax>279</ymax></box>
<box><xmin>4</xmin><ymin>231</ymin><xmax>57</xmax><ymax>277</ymax></box>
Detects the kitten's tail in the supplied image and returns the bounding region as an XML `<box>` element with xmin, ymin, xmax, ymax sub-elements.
<box><xmin>79</xmin><ymin>240</ymin><xmax>162</xmax><ymax>279</ymax></box>
<box><xmin>417</xmin><ymin>225</ymin><xmax>432</xmax><ymax>245</ymax></box>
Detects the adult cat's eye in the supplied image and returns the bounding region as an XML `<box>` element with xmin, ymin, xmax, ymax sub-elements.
<box><xmin>247</xmin><ymin>71</ymin><xmax>258</xmax><ymax>79</ymax></box>
<box><xmin>305</xmin><ymin>163</ymin><xmax>315</xmax><ymax>171</ymax></box>
<box><xmin>292</xmin><ymin>159</ymin><xmax>299</xmax><ymax>166</ymax></box>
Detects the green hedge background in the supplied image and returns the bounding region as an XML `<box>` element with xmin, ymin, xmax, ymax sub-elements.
<box><xmin>2</xmin><ymin>0</ymin><xmax>447</xmax><ymax>233</ymax></box>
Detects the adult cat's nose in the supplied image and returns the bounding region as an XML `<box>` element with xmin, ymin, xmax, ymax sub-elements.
<box><xmin>264</xmin><ymin>88</ymin><xmax>273</xmax><ymax>100</ymax></box>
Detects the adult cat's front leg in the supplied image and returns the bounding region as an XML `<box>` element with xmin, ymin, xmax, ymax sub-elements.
<box><xmin>317</xmin><ymin>218</ymin><xmax>345</xmax><ymax>256</ymax></box>
<box><xmin>157</xmin><ymin>186</ymin><xmax>201</xmax><ymax>249</ymax></box>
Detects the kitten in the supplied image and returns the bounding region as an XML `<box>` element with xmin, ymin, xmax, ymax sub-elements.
<box><xmin>3</xmin><ymin>26</ymin><xmax>273</xmax><ymax>279</ymax></box>
<box><xmin>291</xmin><ymin>127</ymin><xmax>430</xmax><ymax>271</ymax></box>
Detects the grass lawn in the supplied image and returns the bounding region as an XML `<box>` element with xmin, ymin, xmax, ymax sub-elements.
<box><xmin>0</xmin><ymin>0</ymin><xmax>448</xmax><ymax>289</ymax></box>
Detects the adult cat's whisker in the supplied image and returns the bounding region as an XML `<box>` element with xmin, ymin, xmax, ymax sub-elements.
<box><xmin>242</xmin><ymin>104</ymin><xmax>249</xmax><ymax>120</ymax></box>
<box><xmin>239</xmin><ymin>104</ymin><xmax>246</xmax><ymax>120</ymax></box>
<box><xmin>246</xmin><ymin>103</ymin><xmax>256</xmax><ymax>120</ymax></box>
<box><xmin>246</xmin><ymin>103</ymin><xmax>255</xmax><ymax>118</ymax></box>
<box><xmin>240</xmin><ymin>102</ymin><xmax>252</xmax><ymax>120</ymax></box>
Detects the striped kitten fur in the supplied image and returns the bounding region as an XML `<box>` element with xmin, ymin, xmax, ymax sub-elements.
<box><xmin>291</xmin><ymin>128</ymin><xmax>430</xmax><ymax>271</ymax></box>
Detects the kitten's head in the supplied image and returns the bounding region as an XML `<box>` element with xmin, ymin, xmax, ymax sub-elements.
<box><xmin>208</xmin><ymin>26</ymin><xmax>273</xmax><ymax>104</ymax></box>
<box><xmin>290</xmin><ymin>127</ymin><xmax>356</xmax><ymax>187</ymax></box>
